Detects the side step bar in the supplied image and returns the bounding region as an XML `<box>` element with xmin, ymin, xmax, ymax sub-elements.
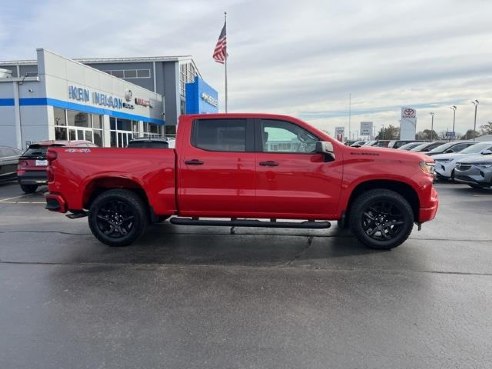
<box><xmin>170</xmin><ymin>217</ymin><xmax>330</xmax><ymax>229</ymax></box>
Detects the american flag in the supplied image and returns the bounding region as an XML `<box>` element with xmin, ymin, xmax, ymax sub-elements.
<box><xmin>213</xmin><ymin>23</ymin><xmax>227</xmax><ymax>64</ymax></box>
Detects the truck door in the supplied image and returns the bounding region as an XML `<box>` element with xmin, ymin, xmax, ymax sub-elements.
<box><xmin>254</xmin><ymin>119</ymin><xmax>342</xmax><ymax>219</ymax></box>
<box><xmin>178</xmin><ymin>118</ymin><xmax>257</xmax><ymax>217</ymax></box>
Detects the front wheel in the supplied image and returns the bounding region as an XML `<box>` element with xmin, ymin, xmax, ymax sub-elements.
<box><xmin>88</xmin><ymin>189</ymin><xmax>148</xmax><ymax>247</ymax></box>
<box><xmin>349</xmin><ymin>189</ymin><xmax>414</xmax><ymax>250</ymax></box>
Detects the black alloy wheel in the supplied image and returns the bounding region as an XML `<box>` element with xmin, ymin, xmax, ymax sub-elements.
<box><xmin>349</xmin><ymin>189</ymin><xmax>414</xmax><ymax>250</ymax></box>
<box><xmin>88</xmin><ymin>189</ymin><xmax>148</xmax><ymax>247</ymax></box>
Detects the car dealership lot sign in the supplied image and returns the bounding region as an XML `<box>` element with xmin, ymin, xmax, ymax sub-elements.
<box><xmin>400</xmin><ymin>107</ymin><xmax>417</xmax><ymax>140</ymax></box>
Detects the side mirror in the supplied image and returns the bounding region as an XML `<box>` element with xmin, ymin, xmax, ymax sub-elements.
<box><xmin>481</xmin><ymin>149</ymin><xmax>492</xmax><ymax>155</ymax></box>
<box><xmin>316</xmin><ymin>141</ymin><xmax>335</xmax><ymax>161</ymax></box>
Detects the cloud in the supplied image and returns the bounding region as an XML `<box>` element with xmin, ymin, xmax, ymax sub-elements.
<box><xmin>1</xmin><ymin>0</ymin><xmax>491</xmax><ymax>136</ymax></box>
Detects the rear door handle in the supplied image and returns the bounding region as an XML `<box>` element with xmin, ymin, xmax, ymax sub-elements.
<box><xmin>184</xmin><ymin>159</ymin><xmax>204</xmax><ymax>165</ymax></box>
<box><xmin>259</xmin><ymin>161</ymin><xmax>279</xmax><ymax>167</ymax></box>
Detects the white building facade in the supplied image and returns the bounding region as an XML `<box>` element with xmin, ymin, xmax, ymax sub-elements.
<box><xmin>0</xmin><ymin>49</ymin><xmax>165</xmax><ymax>149</ymax></box>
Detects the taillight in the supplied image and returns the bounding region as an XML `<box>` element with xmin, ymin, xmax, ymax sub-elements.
<box><xmin>17</xmin><ymin>160</ymin><xmax>27</xmax><ymax>170</ymax></box>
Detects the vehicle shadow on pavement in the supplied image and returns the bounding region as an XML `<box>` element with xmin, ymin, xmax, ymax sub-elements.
<box><xmin>102</xmin><ymin>222</ymin><xmax>379</xmax><ymax>267</ymax></box>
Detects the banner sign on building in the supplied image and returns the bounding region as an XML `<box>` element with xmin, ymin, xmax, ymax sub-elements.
<box><xmin>335</xmin><ymin>127</ymin><xmax>345</xmax><ymax>142</ymax></box>
<box><xmin>400</xmin><ymin>107</ymin><xmax>417</xmax><ymax>140</ymax></box>
<box><xmin>185</xmin><ymin>77</ymin><xmax>219</xmax><ymax>114</ymax></box>
<box><xmin>360</xmin><ymin>121</ymin><xmax>373</xmax><ymax>136</ymax></box>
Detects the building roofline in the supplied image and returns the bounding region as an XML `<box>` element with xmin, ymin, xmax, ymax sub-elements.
<box><xmin>0</xmin><ymin>54</ymin><xmax>202</xmax><ymax>78</ymax></box>
<box><xmin>0</xmin><ymin>55</ymin><xmax>194</xmax><ymax>65</ymax></box>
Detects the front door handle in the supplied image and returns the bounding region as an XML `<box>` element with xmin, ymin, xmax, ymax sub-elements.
<box><xmin>259</xmin><ymin>161</ymin><xmax>279</xmax><ymax>167</ymax></box>
<box><xmin>184</xmin><ymin>159</ymin><xmax>204</xmax><ymax>165</ymax></box>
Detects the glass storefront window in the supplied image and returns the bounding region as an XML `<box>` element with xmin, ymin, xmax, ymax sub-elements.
<box><xmin>67</xmin><ymin>110</ymin><xmax>90</xmax><ymax>128</ymax></box>
<box><xmin>55</xmin><ymin>127</ymin><xmax>68</xmax><ymax>140</ymax></box>
<box><xmin>92</xmin><ymin>114</ymin><xmax>102</xmax><ymax>129</ymax></box>
<box><xmin>54</xmin><ymin>108</ymin><xmax>66</xmax><ymax>126</ymax></box>
<box><xmin>117</xmin><ymin>119</ymin><xmax>132</xmax><ymax>131</ymax></box>
<box><xmin>94</xmin><ymin>130</ymin><xmax>103</xmax><ymax>147</ymax></box>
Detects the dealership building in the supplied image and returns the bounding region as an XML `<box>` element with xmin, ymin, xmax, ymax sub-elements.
<box><xmin>0</xmin><ymin>48</ymin><xmax>218</xmax><ymax>149</ymax></box>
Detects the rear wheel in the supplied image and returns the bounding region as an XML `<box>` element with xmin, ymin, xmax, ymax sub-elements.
<box><xmin>349</xmin><ymin>189</ymin><xmax>414</xmax><ymax>250</ymax></box>
<box><xmin>88</xmin><ymin>189</ymin><xmax>148</xmax><ymax>247</ymax></box>
<box><xmin>20</xmin><ymin>184</ymin><xmax>38</xmax><ymax>194</ymax></box>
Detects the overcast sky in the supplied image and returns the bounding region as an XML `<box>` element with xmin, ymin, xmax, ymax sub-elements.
<box><xmin>1</xmin><ymin>0</ymin><xmax>491</xmax><ymax>137</ymax></box>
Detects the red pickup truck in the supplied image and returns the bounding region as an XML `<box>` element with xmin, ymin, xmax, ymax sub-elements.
<box><xmin>45</xmin><ymin>113</ymin><xmax>438</xmax><ymax>250</ymax></box>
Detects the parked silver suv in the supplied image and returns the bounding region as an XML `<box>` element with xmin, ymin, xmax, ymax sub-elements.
<box><xmin>454</xmin><ymin>154</ymin><xmax>492</xmax><ymax>188</ymax></box>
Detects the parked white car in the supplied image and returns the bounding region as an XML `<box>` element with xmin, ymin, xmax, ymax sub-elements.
<box><xmin>433</xmin><ymin>141</ymin><xmax>492</xmax><ymax>180</ymax></box>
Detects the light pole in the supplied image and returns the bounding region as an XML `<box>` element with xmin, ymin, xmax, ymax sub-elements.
<box><xmin>429</xmin><ymin>112</ymin><xmax>434</xmax><ymax>140</ymax></box>
<box><xmin>472</xmin><ymin>100</ymin><xmax>479</xmax><ymax>141</ymax></box>
<box><xmin>450</xmin><ymin>106</ymin><xmax>457</xmax><ymax>140</ymax></box>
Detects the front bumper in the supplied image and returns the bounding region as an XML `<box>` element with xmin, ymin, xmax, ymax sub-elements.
<box><xmin>419</xmin><ymin>186</ymin><xmax>439</xmax><ymax>222</ymax></box>
<box><xmin>455</xmin><ymin>166</ymin><xmax>492</xmax><ymax>187</ymax></box>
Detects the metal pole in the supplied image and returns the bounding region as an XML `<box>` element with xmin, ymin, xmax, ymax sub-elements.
<box><xmin>472</xmin><ymin>100</ymin><xmax>479</xmax><ymax>141</ymax></box>
<box><xmin>429</xmin><ymin>112</ymin><xmax>434</xmax><ymax>140</ymax></box>
<box><xmin>224</xmin><ymin>11</ymin><xmax>228</xmax><ymax>113</ymax></box>
<box><xmin>348</xmin><ymin>93</ymin><xmax>351</xmax><ymax>141</ymax></box>
<box><xmin>450</xmin><ymin>106</ymin><xmax>456</xmax><ymax>140</ymax></box>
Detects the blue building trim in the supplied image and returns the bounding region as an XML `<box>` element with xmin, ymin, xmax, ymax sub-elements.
<box><xmin>0</xmin><ymin>98</ymin><xmax>15</xmax><ymax>106</ymax></box>
<box><xmin>15</xmin><ymin>98</ymin><xmax>165</xmax><ymax>125</ymax></box>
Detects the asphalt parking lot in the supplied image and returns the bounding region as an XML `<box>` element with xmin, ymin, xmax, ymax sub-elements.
<box><xmin>0</xmin><ymin>181</ymin><xmax>491</xmax><ymax>369</ymax></box>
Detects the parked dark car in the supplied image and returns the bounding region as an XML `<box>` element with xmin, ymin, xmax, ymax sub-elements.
<box><xmin>0</xmin><ymin>146</ymin><xmax>22</xmax><ymax>183</ymax></box>
<box><xmin>17</xmin><ymin>140</ymin><xmax>97</xmax><ymax>193</ymax></box>
<box><xmin>397</xmin><ymin>142</ymin><xmax>427</xmax><ymax>151</ymax></box>
<box><xmin>126</xmin><ymin>137</ymin><xmax>171</xmax><ymax>148</ymax></box>
<box><xmin>363</xmin><ymin>140</ymin><xmax>390</xmax><ymax>147</ymax></box>
<box><xmin>410</xmin><ymin>141</ymin><xmax>447</xmax><ymax>153</ymax></box>
<box><xmin>388</xmin><ymin>140</ymin><xmax>425</xmax><ymax>149</ymax></box>
<box><xmin>425</xmin><ymin>140</ymin><xmax>477</xmax><ymax>156</ymax></box>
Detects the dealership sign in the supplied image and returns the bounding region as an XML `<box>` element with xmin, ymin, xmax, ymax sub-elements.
<box><xmin>68</xmin><ymin>85</ymin><xmax>134</xmax><ymax>110</ymax></box>
<box><xmin>400</xmin><ymin>107</ymin><xmax>417</xmax><ymax>140</ymax></box>
<box><xmin>360</xmin><ymin>121</ymin><xmax>373</xmax><ymax>136</ymax></box>
<box><xmin>401</xmin><ymin>107</ymin><xmax>416</xmax><ymax>119</ymax></box>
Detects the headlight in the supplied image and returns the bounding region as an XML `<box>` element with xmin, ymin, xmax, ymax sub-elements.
<box><xmin>420</xmin><ymin>161</ymin><xmax>435</xmax><ymax>175</ymax></box>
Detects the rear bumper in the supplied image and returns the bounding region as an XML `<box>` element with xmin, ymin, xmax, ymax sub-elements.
<box><xmin>18</xmin><ymin>171</ymin><xmax>48</xmax><ymax>185</ymax></box>
<box><xmin>45</xmin><ymin>193</ymin><xmax>67</xmax><ymax>213</ymax></box>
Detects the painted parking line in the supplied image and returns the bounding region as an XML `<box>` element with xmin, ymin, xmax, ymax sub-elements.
<box><xmin>0</xmin><ymin>201</ymin><xmax>46</xmax><ymax>204</ymax></box>
<box><xmin>0</xmin><ymin>194</ymin><xmax>45</xmax><ymax>203</ymax></box>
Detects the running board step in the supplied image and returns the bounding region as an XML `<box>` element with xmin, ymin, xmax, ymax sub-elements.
<box><xmin>170</xmin><ymin>218</ymin><xmax>331</xmax><ymax>229</ymax></box>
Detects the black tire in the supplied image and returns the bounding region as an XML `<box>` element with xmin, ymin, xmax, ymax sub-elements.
<box><xmin>349</xmin><ymin>189</ymin><xmax>414</xmax><ymax>250</ymax></box>
<box><xmin>88</xmin><ymin>189</ymin><xmax>148</xmax><ymax>247</ymax></box>
<box><xmin>20</xmin><ymin>184</ymin><xmax>38</xmax><ymax>194</ymax></box>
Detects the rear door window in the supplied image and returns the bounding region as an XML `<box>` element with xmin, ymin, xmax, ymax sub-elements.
<box><xmin>192</xmin><ymin>119</ymin><xmax>248</xmax><ymax>152</ymax></box>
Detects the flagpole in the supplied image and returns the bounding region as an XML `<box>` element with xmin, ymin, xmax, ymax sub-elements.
<box><xmin>224</xmin><ymin>11</ymin><xmax>228</xmax><ymax>113</ymax></box>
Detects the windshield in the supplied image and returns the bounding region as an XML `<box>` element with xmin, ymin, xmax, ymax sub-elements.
<box><xmin>460</xmin><ymin>142</ymin><xmax>492</xmax><ymax>154</ymax></box>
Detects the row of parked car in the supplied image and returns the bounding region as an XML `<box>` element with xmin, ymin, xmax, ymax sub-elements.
<box><xmin>349</xmin><ymin>139</ymin><xmax>492</xmax><ymax>188</ymax></box>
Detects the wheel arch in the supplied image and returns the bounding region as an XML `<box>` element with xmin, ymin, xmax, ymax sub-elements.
<box><xmin>344</xmin><ymin>180</ymin><xmax>419</xmax><ymax>224</ymax></box>
<box><xmin>82</xmin><ymin>177</ymin><xmax>153</xmax><ymax>218</ymax></box>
